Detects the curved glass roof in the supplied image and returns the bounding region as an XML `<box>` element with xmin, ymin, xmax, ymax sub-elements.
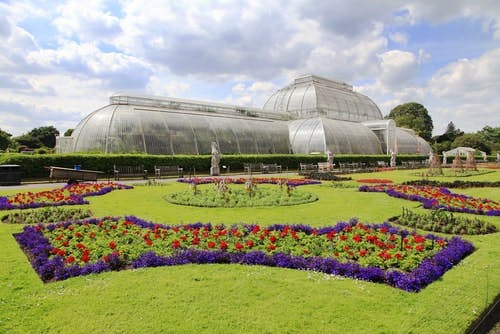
<box><xmin>70</xmin><ymin>104</ymin><xmax>290</xmax><ymax>155</ymax></box>
<box><xmin>395</xmin><ymin>128</ymin><xmax>432</xmax><ymax>155</ymax></box>
<box><xmin>263</xmin><ymin>74</ymin><xmax>383</xmax><ymax>122</ymax></box>
<box><xmin>288</xmin><ymin>118</ymin><xmax>383</xmax><ymax>154</ymax></box>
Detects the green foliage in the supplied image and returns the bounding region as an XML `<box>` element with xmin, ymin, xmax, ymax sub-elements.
<box><xmin>165</xmin><ymin>184</ymin><xmax>318</xmax><ymax>207</ymax></box>
<box><xmin>0</xmin><ymin>128</ymin><xmax>13</xmax><ymax>151</ymax></box>
<box><xmin>452</xmin><ymin>133</ymin><xmax>491</xmax><ymax>154</ymax></box>
<box><xmin>28</xmin><ymin>126</ymin><xmax>60</xmax><ymax>148</ymax></box>
<box><xmin>393</xmin><ymin>208</ymin><xmax>497</xmax><ymax>235</ymax></box>
<box><xmin>13</xmin><ymin>133</ymin><xmax>43</xmax><ymax>149</ymax></box>
<box><xmin>0</xmin><ymin>153</ymin><xmax>429</xmax><ymax>179</ymax></box>
<box><xmin>64</xmin><ymin>129</ymin><xmax>74</xmax><ymax>137</ymax></box>
<box><xmin>1</xmin><ymin>207</ymin><xmax>91</xmax><ymax>224</ymax></box>
<box><xmin>385</xmin><ymin>102</ymin><xmax>434</xmax><ymax>141</ymax></box>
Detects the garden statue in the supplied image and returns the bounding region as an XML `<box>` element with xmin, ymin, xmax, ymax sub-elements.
<box><xmin>390</xmin><ymin>150</ymin><xmax>397</xmax><ymax>167</ymax></box>
<box><xmin>442</xmin><ymin>152</ymin><xmax>447</xmax><ymax>165</ymax></box>
<box><xmin>481</xmin><ymin>151</ymin><xmax>487</xmax><ymax>162</ymax></box>
<box><xmin>497</xmin><ymin>153</ymin><xmax>500</xmax><ymax>162</ymax></box>
<box><xmin>326</xmin><ymin>150</ymin><xmax>334</xmax><ymax>166</ymax></box>
<box><xmin>210</xmin><ymin>141</ymin><xmax>221</xmax><ymax>176</ymax></box>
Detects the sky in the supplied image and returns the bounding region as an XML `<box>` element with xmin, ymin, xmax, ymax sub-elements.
<box><xmin>1</xmin><ymin>0</ymin><xmax>500</xmax><ymax>138</ymax></box>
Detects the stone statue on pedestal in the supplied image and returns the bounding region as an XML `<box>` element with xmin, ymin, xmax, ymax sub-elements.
<box><xmin>210</xmin><ymin>142</ymin><xmax>221</xmax><ymax>176</ymax></box>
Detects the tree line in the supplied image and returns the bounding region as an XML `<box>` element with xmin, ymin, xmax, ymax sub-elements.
<box><xmin>385</xmin><ymin>102</ymin><xmax>499</xmax><ymax>155</ymax></box>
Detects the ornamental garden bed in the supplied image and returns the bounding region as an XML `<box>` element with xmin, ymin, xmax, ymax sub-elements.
<box><xmin>0</xmin><ymin>182</ymin><xmax>132</xmax><ymax>210</ymax></box>
<box><xmin>15</xmin><ymin>216</ymin><xmax>474</xmax><ymax>292</ymax></box>
<box><xmin>165</xmin><ymin>184</ymin><xmax>318</xmax><ymax>207</ymax></box>
<box><xmin>359</xmin><ymin>184</ymin><xmax>500</xmax><ymax>216</ymax></box>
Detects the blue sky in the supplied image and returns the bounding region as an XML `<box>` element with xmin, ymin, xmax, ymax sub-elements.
<box><xmin>1</xmin><ymin>0</ymin><xmax>499</xmax><ymax>137</ymax></box>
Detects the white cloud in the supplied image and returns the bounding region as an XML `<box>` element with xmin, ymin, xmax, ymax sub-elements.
<box><xmin>53</xmin><ymin>0</ymin><xmax>121</xmax><ymax>43</ymax></box>
<box><xmin>378</xmin><ymin>50</ymin><xmax>419</xmax><ymax>89</ymax></box>
<box><xmin>389</xmin><ymin>32</ymin><xmax>408</xmax><ymax>45</ymax></box>
<box><xmin>428</xmin><ymin>48</ymin><xmax>500</xmax><ymax>101</ymax></box>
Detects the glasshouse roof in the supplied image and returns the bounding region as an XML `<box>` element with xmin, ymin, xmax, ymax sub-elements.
<box><xmin>262</xmin><ymin>74</ymin><xmax>383</xmax><ymax>122</ymax></box>
<box><xmin>57</xmin><ymin>74</ymin><xmax>431</xmax><ymax>156</ymax></box>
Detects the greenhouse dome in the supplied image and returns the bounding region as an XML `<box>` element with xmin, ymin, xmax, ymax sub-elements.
<box><xmin>263</xmin><ymin>74</ymin><xmax>383</xmax><ymax>122</ymax></box>
<box><xmin>57</xmin><ymin>74</ymin><xmax>431</xmax><ymax>156</ymax></box>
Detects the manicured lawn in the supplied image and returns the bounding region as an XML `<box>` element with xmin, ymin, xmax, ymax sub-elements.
<box><xmin>1</xmin><ymin>169</ymin><xmax>499</xmax><ymax>333</ymax></box>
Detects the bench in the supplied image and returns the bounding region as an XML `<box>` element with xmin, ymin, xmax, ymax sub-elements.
<box><xmin>261</xmin><ymin>163</ymin><xmax>282</xmax><ymax>174</ymax></box>
<box><xmin>317</xmin><ymin>162</ymin><xmax>334</xmax><ymax>171</ymax></box>
<box><xmin>299</xmin><ymin>163</ymin><xmax>318</xmax><ymax>175</ymax></box>
<box><xmin>154</xmin><ymin>165</ymin><xmax>184</xmax><ymax>178</ymax></box>
<box><xmin>113</xmin><ymin>165</ymin><xmax>148</xmax><ymax>180</ymax></box>
<box><xmin>47</xmin><ymin>166</ymin><xmax>104</xmax><ymax>183</ymax></box>
<box><xmin>243</xmin><ymin>163</ymin><xmax>263</xmax><ymax>174</ymax></box>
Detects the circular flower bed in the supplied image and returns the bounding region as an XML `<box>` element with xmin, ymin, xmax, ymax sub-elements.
<box><xmin>165</xmin><ymin>184</ymin><xmax>318</xmax><ymax>207</ymax></box>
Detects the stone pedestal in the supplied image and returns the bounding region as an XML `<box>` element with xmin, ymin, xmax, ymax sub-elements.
<box><xmin>210</xmin><ymin>167</ymin><xmax>220</xmax><ymax>176</ymax></box>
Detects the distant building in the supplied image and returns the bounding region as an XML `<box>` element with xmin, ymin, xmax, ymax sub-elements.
<box><xmin>57</xmin><ymin>74</ymin><xmax>431</xmax><ymax>155</ymax></box>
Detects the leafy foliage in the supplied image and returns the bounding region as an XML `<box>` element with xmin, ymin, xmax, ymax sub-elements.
<box><xmin>0</xmin><ymin>128</ymin><xmax>13</xmax><ymax>151</ymax></box>
<box><xmin>1</xmin><ymin>206</ymin><xmax>91</xmax><ymax>224</ymax></box>
<box><xmin>452</xmin><ymin>133</ymin><xmax>492</xmax><ymax>154</ymax></box>
<box><xmin>391</xmin><ymin>208</ymin><xmax>497</xmax><ymax>235</ymax></box>
<box><xmin>385</xmin><ymin>102</ymin><xmax>433</xmax><ymax>141</ymax></box>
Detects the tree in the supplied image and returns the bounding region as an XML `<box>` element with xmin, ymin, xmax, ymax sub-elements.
<box><xmin>13</xmin><ymin>134</ymin><xmax>43</xmax><ymax>149</ymax></box>
<box><xmin>477</xmin><ymin>126</ymin><xmax>500</xmax><ymax>153</ymax></box>
<box><xmin>0</xmin><ymin>129</ymin><xmax>13</xmax><ymax>151</ymax></box>
<box><xmin>385</xmin><ymin>102</ymin><xmax>433</xmax><ymax>141</ymax></box>
<box><xmin>452</xmin><ymin>133</ymin><xmax>491</xmax><ymax>154</ymax></box>
<box><xmin>431</xmin><ymin>121</ymin><xmax>464</xmax><ymax>153</ymax></box>
<box><xmin>64</xmin><ymin>129</ymin><xmax>74</xmax><ymax>137</ymax></box>
<box><xmin>28</xmin><ymin>126</ymin><xmax>60</xmax><ymax>148</ymax></box>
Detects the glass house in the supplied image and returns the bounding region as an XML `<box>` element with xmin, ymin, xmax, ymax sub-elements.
<box><xmin>57</xmin><ymin>74</ymin><xmax>431</xmax><ymax>155</ymax></box>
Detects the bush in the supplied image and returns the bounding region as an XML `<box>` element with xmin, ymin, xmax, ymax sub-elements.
<box><xmin>0</xmin><ymin>153</ymin><xmax>429</xmax><ymax>179</ymax></box>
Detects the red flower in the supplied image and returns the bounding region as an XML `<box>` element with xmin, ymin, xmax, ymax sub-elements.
<box><xmin>269</xmin><ymin>235</ymin><xmax>277</xmax><ymax>243</ymax></box>
<box><xmin>340</xmin><ymin>234</ymin><xmax>347</xmax><ymax>241</ymax></box>
<box><xmin>245</xmin><ymin>240</ymin><xmax>254</xmax><ymax>248</ymax></box>
<box><xmin>359</xmin><ymin>249</ymin><xmax>367</xmax><ymax>257</ymax></box>
<box><xmin>89</xmin><ymin>232</ymin><xmax>95</xmax><ymax>238</ymax></box>
<box><xmin>415</xmin><ymin>244</ymin><xmax>424</xmax><ymax>252</ymax></box>
<box><xmin>65</xmin><ymin>256</ymin><xmax>75</xmax><ymax>264</ymax></box>
<box><xmin>172</xmin><ymin>239</ymin><xmax>181</xmax><ymax>249</ymax></box>
<box><xmin>267</xmin><ymin>244</ymin><xmax>276</xmax><ymax>251</ymax></box>
<box><xmin>235</xmin><ymin>242</ymin><xmax>244</xmax><ymax>250</ymax></box>
<box><xmin>219</xmin><ymin>241</ymin><xmax>228</xmax><ymax>250</ymax></box>
<box><xmin>109</xmin><ymin>240</ymin><xmax>117</xmax><ymax>250</ymax></box>
<box><xmin>81</xmin><ymin>254</ymin><xmax>90</xmax><ymax>263</ymax></box>
<box><xmin>207</xmin><ymin>241</ymin><xmax>216</xmax><ymax>248</ymax></box>
<box><xmin>145</xmin><ymin>239</ymin><xmax>153</xmax><ymax>247</ymax></box>
<box><xmin>352</xmin><ymin>234</ymin><xmax>362</xmax><ymax>243</ymax></box>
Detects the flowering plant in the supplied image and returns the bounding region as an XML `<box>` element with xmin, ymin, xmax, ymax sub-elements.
<box><xmin>15</xmin><ymin>216</ymin><xmax>474</xmax><ymax>292</ymax></box>
<box><xmin>359</xmin><ymin>184</ymin><xmax>500</xmax><ymax>216</ymax></box>
<box><xmin>0</xmin><ymin>182</ymin><xmax>132</xmax><ymax>211</ymax></box>
<box><xmin>178</xmin><ymin>177</ymin><xmax>321</xmax><ymax>187</ymax></box>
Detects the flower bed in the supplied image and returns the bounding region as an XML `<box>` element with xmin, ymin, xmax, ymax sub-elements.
<box><xmin>166</xmin><ymin>184</ymin><xmax>318</xmax><ymax>207</ymax></box>
<box><xmin>359</xmin><ymin>184</ymin><xmax>500</xmax><ymax>216</ymax></box>
<box><xmin>390</xmin><ymin>208</ymin><xmax>497</xmax><ymax>235</ymax></box>
<box><xmin>178</xmin><ymin>177</ymin><xmax>321</xmax><ymax>187</ymax></box>
<box><xmin>356</xmin><ymin>179</ymin><xmax>393</xmax><ymax>184</ymax></box>
<box><xmin>0</xmin><ymin>182</ymin><xmax>132</xmax><ymax>211</ymax></box>
<box><xmin>15</xmin><ymin>216</ymin><xmax>474</xmax><ymax>292</ymax></box>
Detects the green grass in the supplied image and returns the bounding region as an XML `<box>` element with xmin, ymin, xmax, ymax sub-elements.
<box><xmin>1</xmin><ymin>169</ymin><xmax>499</xmax><ymax>333</ymax></box>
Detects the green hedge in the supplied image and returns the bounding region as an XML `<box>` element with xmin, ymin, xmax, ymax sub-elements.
<box><xmin>0</xmin><ymin>153</ymin><xmax>429</xmax><ymax>179</ymax></box>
